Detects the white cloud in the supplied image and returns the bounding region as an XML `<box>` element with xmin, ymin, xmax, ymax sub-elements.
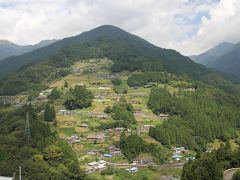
<box><xmin>0</xmin><ymin>0</ymin><xmax>239</xmax><ymax>55</ymax></box>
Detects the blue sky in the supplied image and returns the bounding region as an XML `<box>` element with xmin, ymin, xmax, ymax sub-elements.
<box><xmin>0</xmin><ymin>0</ymin><xmax>239</xmax><ymax>55</ymax></box>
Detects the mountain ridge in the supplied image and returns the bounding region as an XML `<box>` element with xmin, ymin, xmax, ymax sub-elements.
<box><xmin>0</xmin><ymin>39</ymin><xmax>57</xmax><ymax>61</ymax></box>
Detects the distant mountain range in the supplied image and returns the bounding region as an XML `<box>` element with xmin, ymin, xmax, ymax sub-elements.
<box><xmin>0</xmin><ymin>39</ymin><xmax>57</xmax><ymax>60</ymax></box>
<box><xmin>190</xmin><ymin>42</ymin><xmax>240</xmax><ymax>77</ymax></box>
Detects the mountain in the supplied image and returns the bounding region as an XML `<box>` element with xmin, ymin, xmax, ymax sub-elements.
<box><xmin>189</xmin><ymin>42</ymin><xmax>235</xmax><ymax>65</ymax></box>
<box><xmin>0</xmin><ymin>39</ymin><xmax>57</xmax><ymax>61</ymax></box>
<box><xmin>190</xmin><ymin>42</ymin><xmax>240</xmax><ymax>77</ymax></box>
<box><xmin>207</xmin><ymin>43</ymin><xmax>240</xmax><ymax>77</ymax></box>
<box><xmin>0</xmin><ymin>25</ymin><xmax>238</xmax><ymax>96</ymax></box>
<box><xmin>0</xmin><ymin>25</ymin><xmax>212</xmax><ymax>78</ymax></box>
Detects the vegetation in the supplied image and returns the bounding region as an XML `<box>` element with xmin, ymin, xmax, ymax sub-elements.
<box><xmin>44</xmin><ymin>102</ymin><xmax>56</xmax><ymax>122</ymax></box>
<box><xmin>0</xmin><ymin>25</ymin><xmax>239</xmax><ymax>97</ymax></box>
<box><xmin>111</xmin><ymin>97</ymin><xmax>136</xmax><ymax>128</ymax></box>
<box><xmin>232</xmin><ymin>170</ymin><xmax>240</xmax><ymax>180</ymax></box>
<box><xmin>48</xmin><ymin>87</ymin><xmax>62</xmax><ymax>100</ymax></box>
<box><xmin>64</xmin><ymin>85</ymin><xmax>93</xmax><ymax>110</ymax></box>
<box><xmin>120</xmin><ymin>133</ymin><xmax>166</xmax><ymax>163</ymax></box>
<box><xmin>127</xmin><ymin>72</ymin><xmax>168</xmax><ymax>87</ymax></box>
<box><xmin>182</xmin><ymin>142</ymin><xmax>240</xmax><ymax>180</ymax></box>
<box><xmin>148</xmin><ymin>87</ymin><xmax>240</xmax><ymax>149</ymax></box>
<box><xmin>0</xmin><ymin>105</ymin><xmax>84</xmax><ymax>179</ymax></box>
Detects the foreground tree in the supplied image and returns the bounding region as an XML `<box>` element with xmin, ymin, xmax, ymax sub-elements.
<box><xmin>44</xmin><ymin>102</ymin><xmax>56</xmax><ymax>122</ymax></box>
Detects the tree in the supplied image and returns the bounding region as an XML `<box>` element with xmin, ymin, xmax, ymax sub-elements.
<box><xmin>48</xmin><ymin>88</ymin><xmax>61</xmax><ymax>100</ymax></box>
<box><xmin>64</xmin><ymin>85</ymin><xmax>93</xmax><ymax>110</ymax></box>
<box><xmin>64</xmin><ymin>81</ymin><xmax>69</xmax><ymax>88</ymax></box>
<box><xmin>104</xmin><ymin>106</ymin><xmax>112</xmax><ymax>114</ymax></box>
<box><xmin>44</xmin><ymin>102</ymin><xmax>56</xmax><ymax>122</ymax></box>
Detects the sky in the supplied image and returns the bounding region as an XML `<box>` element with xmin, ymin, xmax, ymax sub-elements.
<box><xmin>0</xmin><ymin>0</ymin><xmax>239</xmax><ymax>55</ymax></box>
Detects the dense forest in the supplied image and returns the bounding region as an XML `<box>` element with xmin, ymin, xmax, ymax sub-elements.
<box><xmin>148</xmin><ymin>87</ymin><xmax>240</xmax><ymax>150</ymax></box>
<box><xmin>182</xmin><ymin>142</ymin><xmax>240</xmax><ymax>180</ymax></box>
<box><xmin>0</xmin><ymin>105</ymin><xmax>84</xmax><ymax>179</ymax></box>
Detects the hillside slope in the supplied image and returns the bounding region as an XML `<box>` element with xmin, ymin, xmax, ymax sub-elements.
<box><xmin>207</xmin><ymin>43</ymin><xmax>240</xmax><ymax>77</ymax></box>
<box><xmin>0</xmin><ymin>25</ymin><xmax>210</xmax><ymax>79</ymax></box>
<box><xmin>0</xmin><ymin>39</ymin><xmax>57</xmax><ymax>61</ymax></box>
<box><xmin>0</xmin><ymin>25</ymin><xmax>238</xmax><ymax>96</ymax></box>
<box><xmin>189</xmin><ymin>42</ymin><xmax>235</xmax><ymax>65</ymax></box>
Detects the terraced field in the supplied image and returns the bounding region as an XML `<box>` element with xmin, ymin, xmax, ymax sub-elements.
<box><xmin>49</xmin><ymin>58</ymin><xmax>185</xmax><ymax>179</ymax></box>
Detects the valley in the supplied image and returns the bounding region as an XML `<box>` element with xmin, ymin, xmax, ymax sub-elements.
<box><xmin>0</xmin><ymin>25</ymin><xmax>240</xmax><ymax>180</ymax></box>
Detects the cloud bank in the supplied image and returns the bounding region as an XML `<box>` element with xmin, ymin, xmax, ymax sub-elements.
<box><xmin>0</xmin><ymin>0</ymin><xmax>239</xmax><ymax>55</ymax></box>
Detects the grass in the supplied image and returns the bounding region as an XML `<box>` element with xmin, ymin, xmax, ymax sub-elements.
<box><xmin>58</xmin><ymin>127</ymin><xmax>76</xmax><ymax>136</ymax></box>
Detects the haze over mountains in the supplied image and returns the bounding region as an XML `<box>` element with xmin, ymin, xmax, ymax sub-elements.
<box><xmin>0</xmin><ymin>39</ymin><xmax>57</xmax><ymax>60</ymax></box>
<box><xmin>190</xmin><ymin>42</ymin><xmax>240</xmax><ymax>77</ymax></box>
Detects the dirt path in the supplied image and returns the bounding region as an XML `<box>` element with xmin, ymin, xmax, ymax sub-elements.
<box><xmin>106</xmin><ymin>161</ymin><xmax>184</xmax><ymax>169</ymax></box>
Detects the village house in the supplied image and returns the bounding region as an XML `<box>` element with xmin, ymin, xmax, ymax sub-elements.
<box><xmin>86</xmin><ymin>133</ymin><xmax>105</xmax><ymax>143</ymax></box>
<box><xmin>58</xmin><ymin>109</ymin><xmax>74</xmax><ymax>116</ymax></box>
<box><xmin>158</xmin><ymin>113</ymin><xmax>169</xmax><ymax>119</ymax></box>
<box><xmin>132</xmin><ymin>156</ymin><xmax>154</xmax><ymax>165</ymax></box>
<box><xmin>107</xmin><ymin>145</ymin><xmax>122</xmax><ymax>156</ymax></box>
<box><xmin>95</xmin><ymin>113</ymin><xmax>108</xmax><ymax>119</ymax></box>
<box><xmin>172</xmin><ymin>146</ymin><xmax>186</xmax><ymax>154</ymax></box>
<box><xmin>130</xmin><ymin>100</ymin><xmax>141</xmax><ymax>104</ymax></box>
<box><xmin>103</xmin><ymin>153</ymin><xmax>113</xmax><ymax>158</ymax></box>
<box><xmin>80</xmin><ymin>123</ymin><xmax>88</xmax><ymax>128</ymax></box>
<box><xmin>114</xmin><ymin>127</ymin><xmax>125</xmax><ymax>133</ymax></box>
<box><xmin>126</xmin><ymin>167</ymin><xmax>138</xmax><ymax>173</ymax></box>
<box><xmin>86</xmin><ymin>160</ymin><xmax>107</xmax><ymax>174</ymax></box>
<box><xmin>87</xmin><ymin>150</ymin><xmax>99</xmax><ymax>155</ymax></box>
<box><xmin>67</xmin><ymin>134</ymin><xmax>81</xmax><ymax>144</ymax></box>
<box><xmin>172</xmin><ymin>154</ymin><xmax>182</xmax><ymax>161</ymax></box>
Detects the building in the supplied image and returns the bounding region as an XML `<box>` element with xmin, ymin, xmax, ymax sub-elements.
<box><xmin>103</xmin><ymin>153</ymin><xmax>113</xmax><ymax>158</ymax></box>
<box><xmin>108</xmin><ymin>145</ymin><xmax>122</xmax><ymax>156</ymax></box>
<box><xmin>132</xmin><ymin>156</ymin><xmax>154</xmax><ymax>165</ymax></box>
<box><xmin>172</xmin><ymin>154</ymin><xmax>182</xmax><ymax>161</ymax></box>
<box><xmin>80</xmin><ymin>123</ymin><xmax>88</xmax><ymax>128</ymax></box>
<box><xmin>96</xmin><ymin>113</ymin><xmax>108</xmax><ymax>119</ymax></box>
<box><xmin>126</xmin><ymin>167</ymin><xmax>138</xmax><ymax>173</ymax></box>
<box><xmin>86</xmin><ymin>160</ymin><xmax>107</xmax><ymax>174</ymax></box>
<box><xmin>58</xmin><ymin>110</ymin><xmax>74</xmax><ymax>116</ymax></box>
<box><xmin>158</xmin><ymin>113</ymin><xmax>169</xmax><ymax>118</ymax></box>
<box><xmin>114</xmin><ymin>127</ymin><xmax>125</xmax><ymax>132</ymax></box>
<box><xmin>67</xmin><ymin>134</ymin><xmax>81</xmax><ymax>144</ymax></box>
<box><xmin>86</xmin><ymin>134</ymin><xmax>105</xmax><ymax>143</ymax></box>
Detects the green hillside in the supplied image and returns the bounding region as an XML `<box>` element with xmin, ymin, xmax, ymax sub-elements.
<box><xmin>0</xmin><ymin>25</ymin><xmax>240</xmax><ymax>179</ymax></box>
<box><xmin>0</xmin><ymin>25</ymin><xmax>239</xmax><ymax>96</ymax></box>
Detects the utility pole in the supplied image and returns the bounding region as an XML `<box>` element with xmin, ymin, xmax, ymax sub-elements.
<box><xmin>19</xmin><ymin>166</ymin><xmax>21</xmax><ymax>180</ymax></box>
<box><xmin>24</xmin><ymin>112</ymin><xmax>31</xmax><ymax>141</ymax></box>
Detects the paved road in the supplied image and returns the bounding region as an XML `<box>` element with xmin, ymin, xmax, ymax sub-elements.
<box><xmin>223</xmin><ymin>168</ymin><xmax>240</xmax><ymax>180</ymax></box>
